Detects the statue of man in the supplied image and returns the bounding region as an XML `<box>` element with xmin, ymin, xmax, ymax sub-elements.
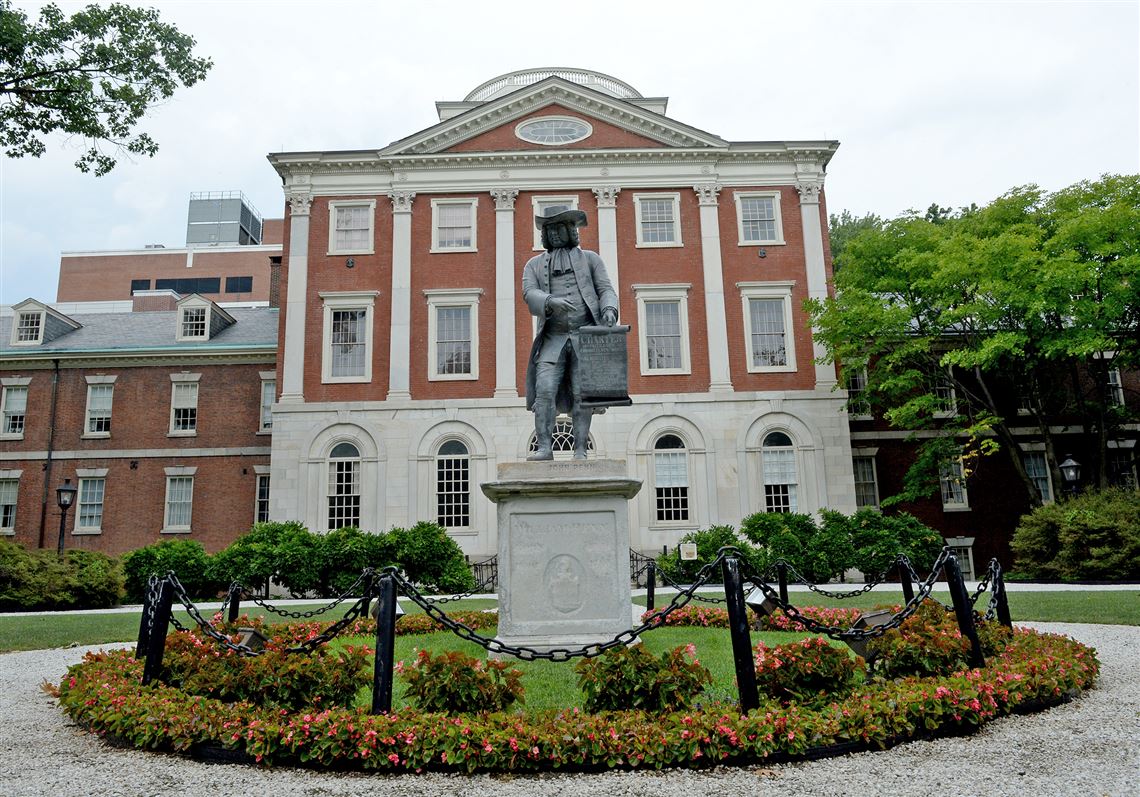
<box><xmin>522</xmin><ymin>206</ymin><xmax>618</xmax><ymax>460</ymax></box>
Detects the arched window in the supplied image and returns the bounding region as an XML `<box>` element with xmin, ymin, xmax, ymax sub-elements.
<box><xmin>436</xmin><ymin>439</ymin><xmax>470</xmax><ymax>528</ymax></box>
<box><xmin>527</xmin><ymin>419</ymin><xmax>594</xmax><ymax>458</ymax></box>
<box><xmin>653</xmin><ymin>433</ymin><xmax>689</xmax><ymax>522</ymax></box>
<box><xmin>762</xmin><ymin>431</ymin><xmax>797</xmax><ymax>513</ymax></box>
<box><xmin>328</xmin><ymin>442</ymin><xmax>361</xmax><ymax>530</ymax></box>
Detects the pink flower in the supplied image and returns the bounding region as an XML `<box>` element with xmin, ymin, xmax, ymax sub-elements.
<box><xmin>388</xmin><ymin>753</ymin><xmax>400</xmax><ymax>764</ymax></box>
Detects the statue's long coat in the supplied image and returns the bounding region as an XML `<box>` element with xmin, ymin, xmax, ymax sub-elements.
<box><xmin>521</xmin><ymin>246</ymin><xmax>617</xmax><ymax>413</ymax></box>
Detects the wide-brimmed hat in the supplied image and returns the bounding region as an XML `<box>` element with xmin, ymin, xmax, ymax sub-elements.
<box><xmin>534</xmin><ymin>206</ymin><xmax>588</xmax><ymax>230</ymax></box>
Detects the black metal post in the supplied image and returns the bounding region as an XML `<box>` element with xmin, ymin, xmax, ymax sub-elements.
<box><xmin>226</xmin><ymin>582</ymin><xmax>241</xmax><ymax>623</ymax></box>
<box><xmin>645</xmin><ymin>561</ymin><xmax>655</xmax><ymax>612</ymax></box>
<box><xmin>135</xmin><ymin>575</ymin><xmax>157</xmax><ymax>660</ymax></box>
<box><xmin>141</xmin><ymin>577</ymin><xmax>174</xmax><ymax>685</ymax></box>
<box><xmin>776</xmin><ymin>560</ymin><xmax>789</xmax><ymax>604</ymax></box>
<box><xmin>721</xmin><ymin>556</ymin><xmax>760</xmax><ymax>713</ymax></box>
<box><xmin>993</xmin><ymin>563</ymin><xmax>1012</xmax><ymax>628</ymax></box>
<box><xmin>898</xmin><ymin>558</ymin><xmax>915</xmax><ymax>604</ymax></box>
<box><xmin>371</xmin><ymin>574</ymin><xmax>398</xmax><ymax>714</ymax></box>
<box><xmin>943</xmin><ymin>554</ymin><xmax>985</xmax><ymax>668</ymax></box>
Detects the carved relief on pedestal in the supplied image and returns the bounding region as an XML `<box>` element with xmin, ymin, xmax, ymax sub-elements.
<box><xmin>591</xmin><ymin>185</ymin><xmax>621</xmax><ymax>208</ymax></box>
<box><xmin>544</xmin><ymin>554</ymin><xmax>584</xmax><ymax>614</ymax></box>
<box><xmin>490</xmin><ymin>188</ymin><xmax>519</xmax><ymax>211</ymax></box>
<box><xmin>693</xmin><ymin>182</ymin><xmax>722</xmax><ymax>206</ymax></box>
<box><xmin>388</xmin><ymin>190</ymin><xmax>416</xmax><ymax>213</ymax></box>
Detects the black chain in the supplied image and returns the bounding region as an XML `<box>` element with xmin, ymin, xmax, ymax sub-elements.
<box><xmin>654</xmin><ymin>568</ymin><xmax>727</xmax><ymax>604</ymax></box>
<box><xmin>740</xmin><ymin>547</ymin><xmax>953</xmax><ymax>641</ymax></box>
<box><xmin>899</xmin><ymin>555</ymin><xmax>954</xmax><ymax>611</ymax></box>
<box><xmin>377</xmin><ymin>548</ymin><xmax>738</xmax><ymax>663</ymax></box>
<box><xmin>969</xmin><ymin>559</ymin><xmax>995</xmax><ymax>605</ymax></box>
<box><xmin>970</xmin><ymin>558</ymin><xmax>1004</xmax><ymax>622</ymax></box>
<box><xmin>768</xmin><ymin>558</ymin><xmax>887</xmax><ymax>600</ymax></box>
<box><xmin>241</xmin><ymin>570</ymin><xmax>376</xmax><ymax>619</ymax></box>
<box><xmin>417</xmin><ymin>568</ymin><xmax>500</xmax><ymax>605</ymax></box>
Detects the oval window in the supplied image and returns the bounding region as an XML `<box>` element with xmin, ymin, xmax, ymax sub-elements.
<box><xmin>515</xmin><ymin>116</ymin><xmax>592</xmax><ymax>145</ymax></box>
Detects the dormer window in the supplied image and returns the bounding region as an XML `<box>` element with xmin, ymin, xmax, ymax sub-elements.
<box><xmin>174</xmin><ymin>294</ymin><xmax>234</xmax><ymax>342</ymax></box>
<box><xmin>180</xmin><ymin>307</ymin><xmax>208</xmax><ymax>339</ymax></box>
<box><xmin>15</xmin><ymin>312</ymin><xmax>43</xmax><ymax>343</ymax></box>
<box><xmin>7</xmin><ymin>299</ymin><xmax>81</xmax><ymax>347</ymax></box>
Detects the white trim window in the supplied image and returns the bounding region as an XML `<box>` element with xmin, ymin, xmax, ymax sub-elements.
<box><xmin>1108</xmin><ymin>368</ymin><xmax>1125</xmax><ymax>408</ymax></box>
<box><xmin>76</xmin><ymin>476</ymin><xmax>106</xmax><ymax>533</ymax></box>
<box><xmin>179</xmin><ymin>306</ymin><xmax>207</xmax><ymax>340</ymax></box>
<box><xmin>934</xmin><ymin>375</ymin><xmax>958</xmax><ymax>418</ymax></box>
<box><xmin>734</xmin><ymin>191</ymin><xmax>784</xmax><ymax>245</ymax></box>
<box><xmin>425</xmin><ymin>289</ymin><xmax>482</xmax><ymax>381</ymax></box>
<box><xmin>259</xmin><ymin>374</ymin><xmax>275</xmax><ymax>432</ymax></box>
<box><xmin>634</xmin><ymin>284</ymin><xmax>691</xmax><ymax>375</ymax></box>
<box><xmin>853</xmin><ymin>455</ymin><xmax>880</xmax><ymax>508</ymax></box>
<box><xmin>1</xmin><ymin>385</ymin><xmax>28</xmax><ymax>438</ymax></box>
<box><xmin>633</xmin><ymin>193</ymin><xmax>682</xmax><ymax>247</ymax></box>
<box><xmin>431</xmin><ymin>198</ymin><xmax>478</xmax><ymax>252</ymax></box>
<box><xmin>327</xmin><ymin>442</ymin><xmax>361</xmax><ymax>531</ymax></box>
<box><xmin>255</xmin><ymin>471</ymin><xmax>271</xmax><ymax>523</ymax></box>
<box><xmin>328</xmin><ymin>200</ymin><xmax>376</xmax><ymax>255</ymax></box>
<box><xmin>653</xmin><ymin>434</ymin><xmax>690</xmax><ymax>523</ymax></box>
<box><xmin>436</xmin><ymin>439</ymin><xmax>471</xmax><ymax>529</ymax></box>
<box><xmin>12</xmin><ymin>310</ymin><xmax>44</xmax><ymax>345</ymax></box>
<box><xmin>84</xmin><ymin>382</ymin><xmax>114</xmax><ymax>437</ymax></box>
<box><xmin>846</xmin><ymin>369</ymin><xmax>872</xmax><ymax>420</ymax></box>
<box><xmin>939</xmin><ymin>458</ymin><xmax>970</xmax><ymax>510</ymax></box>
<box><xmin>515</xmin><ymin>115</ymin><xmax>593</xmax><ymax>145</ymax></box>
<box><xmin>168</xmin><ymin>376</ymin><xmax>200</xmax><ymax>435</ymax></box>
<box><xmin>946</xmin><ymin>537</ymin><xmax>976</xmax><ymax>581</ymax></box>
<box><xmin>739</xmin><ymin>282</ymin><xmax>796</xmax><ymax>373</ymax></box>
<box><xmin>0</xmin><ymin>476</ymin><xmax>18</xmax><ymax>533</ymax></box>
<box><xmin>320</xmin><ymin>292</ymin><xmax>377</xmax><ymax>383</ymax></box>
<box><xmin>528</xmin><ymin>419</ymin><xmax>593</xmax><ymax>459</ymax></box>
<box><xmin>163</xmin><ymin>471</ymin><xmax>195</xmax><ymax>532</ymax></box>
<box><xmin>532</xmin><ymin>195</ymin><xmax>579</xmax><ymax>250</ymax></box>
<box><xmin>1022</xmin><ymin>451</ymin><xmax>1053</xmax><ymax>504</ymax></box>
<box><xmin>762</xmin><ymin>431</ymin><xmax>798</xmax><ymax>513</ymax></box>
<box><xmin>1108</xmin><ymin>446</ymin><xmax>1138</xmax><ymax>490</ymax></box>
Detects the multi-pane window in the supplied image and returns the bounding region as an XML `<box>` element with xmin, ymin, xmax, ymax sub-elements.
<box><xmin>939</xmin><ymin>459</ymin><xmax>968</xmax><ymax>509</ymax></box>
<box><xmin>85</xmin><ymin>384</ymin><xmax>114</xmax><ymax>435</ymax></box>
<box><xmin>735</xmin><ymin>194</ymin><xmax>781</xmax><ymax>244</ymax></box>
<box><xmin>259</xmin><ymin>378</ymin><xmax>275</xmax><ymax>431</ymax></box>
<box><xmin>949</xmin><ymin>544</ymin><xmax>975</xmax><ymax>581</ymax></box>
<box><xmin>1108</xmin><ymin>368</ymin><xmax>1125</xmax><ymax>408</ymax></box>
<box><xmin>653</xmin><ymin>434</ymin><xmax>689</xmax><ymax>523</ymax></box>
<box><xmin>436</xmin><ymin>306</ymin><xmax>472</xmax><ymax>375</ymax></box>
<box><xmin>170</xmin><ymin>382</ymin><xmax>198</xmax><ymax>433</ymax></box>
<box><xmin>436</xmin><ymin>440</ymin><xmax>470</xmax><ymax>529</ymax></box>
<box><xmin>934</xmin><ymin>376</ymin><xmax>958</xmax><ymax>416</ymax></box>
<box><xmin>846</xmin><ymin>369</ymin><xmax>872</xmax><ymax>419</ymax></box>
<box><xmin>634</xmin><ymin>194</ymin><xmax>681</xmax><ymax>246</ymax></box>
<box><xmin>431</xmin><ymin>199</ymin><xmax>477</xmax><ymax>251</ymax></box>
<box><xmin>762</xmin><ymin>431</ymin><xmax>798</xmax><ymax>513</ymax></box>
<box><xmin>321</xmin><ymin>293</ymin><xmax>376</xmax><ymax>383</ymax></box>
<box><xmin>528</xmin><ymin>419</ymin><xmax>593</xmax><ymax>458</ymax></box>
<box><xmin>327</xmin><ymin>442</ymin><xmax>361</xmax><ymax>531</ymax></box>
<box><xmin>0</xmin><ymin>479</ymin><xmax>16</xmax><ymax>531</ymax></box>
<box><xmin>255</xmin><ymin>474</ymin><xmax>271</xmax><ymax>523</ymax></box>
<box><xmin>164</xmin><ymin>476</ymin><xmax>194</xmax><ymax>530</ymax></box>
<box><xmin>330</xmin><ymin>309</ymin><xmax>367</xmax><ymax>378</ymax></box>
<box><xmin>1108</xmin><ymin>449</ymin><xmax>1138</xmax><ymax>490</ymax></box>
<box><xmin>853</xmin><ymin>456</ymin><xmax>879</xmax><ymax>508</ymax></box>
<box><xmin>1023</xmin><ymin>452</ymin><xmax>1053</xmax><ymax>503</ymax></box>
<box><xmin>180</xmin><ymin>307</ymin><xmax>207</xmax><ymax>339</ymax></box>
<box><xmin>749</xmin><ymin>298</ymin><xmax>788</xmax><ymax>368</ymax></box>
<box><xmin>645</xmin><ymin>302</ymin><xmax>683</xmax><ymax>370</ymax></box>
<box><xmin>77</xmin><ymin>478</ymin><xmax>105</xmax><ymax>531</ymax></box>
<box><xmin>333</xmin><ymin>205</ymin><xmax>372</xmax><ymax>252</ymax></box>
<box><xmin>15</xmin><ymin>312</ymin><xmax>42</xmax><ymax>343</ymax></box>
<box><xmin>2</xmin><ymin>387</ymin><xmax>28</xmax><ymax>436</ymax></box>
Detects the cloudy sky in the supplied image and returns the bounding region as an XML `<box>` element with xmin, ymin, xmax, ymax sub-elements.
<box><xmin>1</xmin><ymin>0</ymin><xmax>1137</xmax><ymax>304</ymax></box>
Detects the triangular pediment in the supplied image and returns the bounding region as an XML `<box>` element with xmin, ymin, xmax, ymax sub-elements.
<box><xmin>379</xmin><ymin>77</ymin><xmax>727</xmax><ymax>156</ymax></box>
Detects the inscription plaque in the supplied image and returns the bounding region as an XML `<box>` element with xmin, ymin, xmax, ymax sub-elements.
<box><xmin>575</xmin><ymin>325</ymin><xmax>632</xmax><ymax>409</ymax></box>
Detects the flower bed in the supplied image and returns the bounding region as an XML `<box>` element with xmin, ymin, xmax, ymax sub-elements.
<box><xmin>56</xmin><ymin>612</ymin><xmax>1099</xmax><ymax>774</ymax></box>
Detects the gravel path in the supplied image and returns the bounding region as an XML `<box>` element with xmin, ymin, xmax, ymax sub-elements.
<box><xmin>1</xmin><ymin>622</ymin><xmax>1137</xmax><ymax>797</ymax></box>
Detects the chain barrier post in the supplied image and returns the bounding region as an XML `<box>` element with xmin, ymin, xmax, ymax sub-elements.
<box><xmin>135</xmin><ymin>574</ymin><xmax>158</xmax><ymax>660</ymax></box>
<box><xmin>943</xmin><ymin>554</ymin><xmax>985</xmax><ymax>668</ymax></box>
<box><xmin>897</xmin><ymin>557</ymin><xmax>915</xmax><ymax>604</ymax></box>
<box><xmin>645</xmin><ymin>561</ymin><xmax>656</xmax><ymax>613</ymax></box>
<box><xmin>722</xmin><ymin>556</ymin><xmax>760</xmax><ymax>713</ymax></box>
<box><xmin>142</xmin><ymin>576</ymin><xmax>174</xmax><ymax>685</ymax></box>
<box><xmin>775</xmin><ymin>561</ymin><xmax>789</xmax><ymax>604</ymax></box>
<box><xmin>993</xmin><ymin>562</ymin><xmax>1012</xmax><ymax>628</ymax></box>
<box><xmin>226</xmin><ymin>582</ymin><xmax>241</xmax><ymax>623</ymax></box>
<box><xmin>371</xmin><ymin>573</ymin><xmax>398</xmax><ymax>714</ymax></box>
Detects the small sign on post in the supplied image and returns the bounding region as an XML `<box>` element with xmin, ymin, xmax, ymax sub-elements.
<box><xmin>679</xmin><ymin>543</ymin><xmax>698</xmax><ymax>561</ymax></box>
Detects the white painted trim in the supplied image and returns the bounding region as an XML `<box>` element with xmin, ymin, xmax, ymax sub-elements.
<box><xmin>9</xmin><ymin>308</ymin><xmax>45</xmax><ymax>346</ymax></box>
<box><xmin>494</xmin><ymin>196</ymin><xmax>519</xmax><ymax>398</ymax></box>
<box><xmin>169</xmin><ymin>372</ymin><xmax>202</xmax><ymax>382</ymax></box>
<box><xmin>1</xmin><ymin>385</ymin><xmax>28</xmax><ymax>441</ymax></box>
<box><xmin>737</xmin><ymin>282</ymin><xmax>797</xmax><ymax>373</ymax></box>
<box><xmin>632</xmin><ymin>192</ymin><xmax>683</xmax><ymax>248</ymax></box>
<box><xmin>851</xmin><ymin>453</ymin><xmax>880</xmax><ymax>509</ymax></box>
<box><xmin>168</xmin><ymin>379</ymin><xmax>199</xmax><ymax>435</ymax></box>
<box><xmin>74</xmin><ymin>476</ymin><xmax>106</xmax><ymax>533</ymax></box>
<box><xmin>632</xmin><ymin>283</ymin><xmax>691</xmax><ymax>375</ymax></box>
<box><xmin>733</xmin><ymin>191</ymin><xmax>785</xmax><ymax>246</ymax></box>
<box><xmin>939</xmin><ymin>459</ymin><xmax>970</xmax><ymax>511</ymax></box>
<box><xmin>530</xmin><ymin>195</ymin><xmax>579</xmax><ymax>250</ymax></box>
<box><xmin>695</xmin><ymin>199</ymin><xmax>732</xmax><ymax>391</ymax></box>
<box><xmin>327</xmin><ymin>199</ymin><xmax>377</xmax><ymax>256</ymax></box>
<box><xmin>84</xmin><ymin>375</ymin><xmax>117</xmax><ymax>385</ymax></box>
<box><xmin>259</xmin><ymin>374</ymin><xmax>275</xmax><ymax>432</ymax></box>
<box><xmin>162</xmin><ymin>473</ymin><xmax>195</xmax><ymax>532</ymax></box>
<box><xmin>83</xmin><ymin>382</ymin><xmax>114</xmax><ymax>438</ymax></box>
<box><xmin>514</xmin><ymin>114</ymin><xmax>593</xmax><ymax>146</ymax></box>
<box><xmin>424</xmin><ymin>288</ymin><xmax>482</xmax><ymax>382</ymax></box>
<box><xmin>0</xmin><ymin>377</ymin><xmax>31</xmax><ymax>387</ymax></box>
<box><xmin>320</xmin><ymin>291</ymin><xmax>379</xmax><ymax>384</ymax></box>
<box><xmin>430</xmin><ymin>197</ymin><xmax>478</xmax><ymax>253</ymax></box>
<box><xmin>175</xmin><ymin>299</ymin><xmax>210</xmax><ymax>343</ymax></box>
<box><xmin>280</xmin><ymin>198</ymin><xmax>311</xmax><ymax>403</ymax></box>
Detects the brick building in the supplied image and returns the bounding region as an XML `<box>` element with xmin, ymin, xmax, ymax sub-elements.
<box><xmin>0</xmin><ymin>293</ymin><xmax>277</xmax><ymax>555</ymax></box>
<box><xmin>265</xmin><ymin>68</ymin><xmax>856</xmax><ymax>558</ymax></box>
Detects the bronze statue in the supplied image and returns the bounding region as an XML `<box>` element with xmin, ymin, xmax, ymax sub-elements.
<box><xmin>522</xmin><ymin>206</ymin><xmax>618</xmax><ymax>460</ymax></box>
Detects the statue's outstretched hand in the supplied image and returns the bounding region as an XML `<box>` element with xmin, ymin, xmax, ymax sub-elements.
<box><xmin>601</xmin><ymin>308</ymin><xmax>618</xmax><ymax>327</ymax></box>
<box><xmin>548</xmin><ymin>297</ymin><xmax>576</xmax><ymax>315</ymax></box>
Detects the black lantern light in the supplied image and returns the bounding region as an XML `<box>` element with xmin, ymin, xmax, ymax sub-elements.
<box><xmin>55</xmin><ymin>478</ymin><xmax>78</xmax><ymax>557</ymax></box>
<box><xmin>1059</xmin><ymin>455</ymin><xmax>1082</xmax><ymax>497</ymax></box>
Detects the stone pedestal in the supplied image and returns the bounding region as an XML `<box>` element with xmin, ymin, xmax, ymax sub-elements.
<box><xmin>480</xmin><ymin>460</ymin><xmax>642</xmax><ymax>652</ymax></box>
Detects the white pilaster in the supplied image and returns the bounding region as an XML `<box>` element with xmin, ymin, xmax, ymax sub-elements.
<box><xmin>279</xmin><ymin>190</ymin><xmax>312</xmax><ymax>403</ymax></box>
<box><xmin>694</xmin><ymin>183</ymin><xmax>733</xmax><ymax>392</ymax></box>
<box><xmin>592</xmin><ymin>186</ymin><xmax>621</xmax><ymax>300</ymax></box>
<box><xmin>795</xmin><ymin>177</ymin><xmax>836</xmax><ymax>389</ymax></box>
<box><xmin>491</xmin><ymin>188</ymin><xmax>519</xmax><ymax>398</ymax></box>
<box><xmin>387</xmin><ymin>191</ymin><xmax>416</xmax><ymax>401</ymax></box>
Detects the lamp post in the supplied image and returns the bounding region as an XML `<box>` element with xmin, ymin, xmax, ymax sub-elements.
<box><xmin>1059</xmin><ymin>455</ymin><xmax>1082</xmax><ymax>499</ymax></box>
<box><xmin>55</xmin><ymin>479</ymin><xmax>78</xmax><ymax>557</ymax></box>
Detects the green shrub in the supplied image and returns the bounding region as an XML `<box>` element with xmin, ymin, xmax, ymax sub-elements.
<box><xmin>655</xmin><ymin>525</ymin><xmax>761</xmax><ymax>584</ymax></box>
<box><xmin>575</xmin><ymin>643</ymin><xmax>712</xmax><ymax>713</ymax></box>
<box><xmin>848</xmin><ymin>509</ymin><xmax>944</xmax><ymax>577</ymax></box>
<box><xmin>0</xmin><ymin>540</ymin><xmax>124</xmax><ymax>610</ymax></box>
<box><xmin>866</xmin><ymin>600</ymin><xmax>970</xmax><ymax>678</ymax></box>
<box><xmin>317</xmin><ymin>526</ymin><xmax>397</xmax><ymax>595</ymax></box>
<box><xmin>398</xmin><ymin>649</ymin><xmax>524</xmax><ymax>713</ymax></box>
<box><xmin>122</xmin><ymin>539</ymin><xmax>219</xmax><ymax>601</ymax></box>
<box><xmin>62</xmin><ymin>549</ymin><xmax>124</xmax><ymax>609</ymax></box>
<box><xmin>391</xmin><ymin>522</ymin><xmax>474</xmax><ymax>594</ymax></box>
<box><xmin>753</xmin><ymin>636</ymin><xmax>862</xmax><ymax>705</ymax></box>
<box><xmin>1011</xmin><ymin>488</ymin><xmax>1140</xmax><ymax>581</ymax></box>
<box><xmin>206</xmin><ymin>522</ymin><xmax>322</xmax><ymax>597</ymax></box>
<box><xmin>741</xmin><ymin>512</ymin><xmax>856</xmax><ymax>583</ymax></box>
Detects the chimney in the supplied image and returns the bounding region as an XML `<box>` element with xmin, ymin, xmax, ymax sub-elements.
<box><xmin>132</xmin><ymin>289</ymin><xmax>181</xmax><ymax>312</ymax></box>
<box><xmin>268</xmin><ymin>256</ymin><xmax>282</xmax><ymax>308</ymax></box>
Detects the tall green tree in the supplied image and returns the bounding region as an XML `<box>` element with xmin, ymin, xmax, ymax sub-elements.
<box><xmin>0</xmin><ymin>1</ymin><xmax>212</xmax><ymax>175</ymax></box>
<box><xmin>827</xmin><ymin>209</ymin><xmax>883</xmax><ymax>265</ymax></box>
<box><xmin>810</xmin><ymin>175</ymin><xmax>1139</xmax><ymax>506</ymax></box>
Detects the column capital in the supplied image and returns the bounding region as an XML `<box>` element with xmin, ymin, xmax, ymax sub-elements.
<box><xmin>490</xmin><ymin>188</ymin><xmax>519</xmax><ymax>210</ymax></box>
<box><xmin>388</xmin><ymin>191</ymin><xmax>416</xmax><ymax>213</ymax></box>
<box><xmin>286</xmin><ymin>191</ymin><xmax>313</xmax><ymax>217</ymax></box>
<box><xmin>592</xmin><ymin>185</ymin><xmax>621</xmax><ymax>208</ymax></box>
<box><xmin>795</xmin><ymin>179</ymin><xmax>824</xmax><ymax>205</ymax></box>
<box><xmin>693</xmin><ymin>183</ymin><xmax>722</xmax><ymax>206</ymax></box>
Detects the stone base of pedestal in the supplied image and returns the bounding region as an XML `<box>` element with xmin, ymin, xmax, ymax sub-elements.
<box><xmin>480</xmin><ymin>460</ymin><xmax>642</xmax><ymax>654</ymax></box>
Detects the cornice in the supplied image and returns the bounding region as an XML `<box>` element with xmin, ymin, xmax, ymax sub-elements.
<box><xmin>0</xmin><ymin>346</ymin><xmax>276</xmax><ymax>368</ymax></box>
